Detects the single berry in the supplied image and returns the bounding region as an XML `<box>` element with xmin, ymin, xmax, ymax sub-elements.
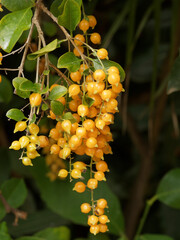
<box><xmin>97</xmin><ymin>48</ymin><xmax>108</xmax><ymax>59</ymax></box>
<box><xmin>90</xmin><ymin>33</ymin><xmax>101</xmax><ymax>44</ymax></box>
<box><xmin>58</xmin><ymin>169</ymin><xmax>68</xmax><ymax>178</ymax></box>
<box><xmin>14</xmin><ymin>121</ymin><xmax>27</xmax><ymax>133</ymax></box>
<box><xmin>80</xmin><ymin>203</ymin><xmax>91</xmax><ymax>213</ymax></box>
<box><xmin>29</xmin><ymin>93</ymin><xmax>42</xmax><ymax>107</ymax></box>
<box><xmin>73</xmin><ymin>181</ymin><xmax>86</xmax><ymax>193</ymax></box>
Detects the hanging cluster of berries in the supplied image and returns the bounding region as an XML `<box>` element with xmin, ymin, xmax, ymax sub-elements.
<box><xmin>7</xmin><ymin>8</ymin><xmax>125</xmax><ymax>235</ymax></box>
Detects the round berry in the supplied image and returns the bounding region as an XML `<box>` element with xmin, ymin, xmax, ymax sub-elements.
<box><xmin>94</xmin><ymin>171</ymin><xmax>106</xmax><ymax>181</ymax></box>
<box><xmin>74</xmin><ymin>34</ymin><xmax>85</xmax><ymax>46</ymax></box>
<box><xmin>96</xmin><ymin>161</ymin><xmax>109</xmax><ymax>172</ymax></box>
<box><xmin>69</xmin><ymin>84</ymin><xmax>80</xmax><ymax>97</ymax></box>
<box><xmin>62</xmin><ymin>120</ymin><xmax>72</xmax><ymax>134</ymax></box>
<box><xmin>71</xmin><ymin>169</ymin><xmax>82</xmax><ymax>179</ymax></box>
<box><xmin>87</xmin><ymin>178</ymin><xmax>98</xmax><ymax>189</ymax></box>
<box><xmin>79</xmin><ymin>19</ymin><xmax>89</xmax><ymax>32</ymax></box>
<box><xmin>70</xmin><ymin>71</ymin><xmax>81</xmax><ymax>83</ymax></box>
<box><xmin>108</xmin><ymin>66</ymin><xmax>119</xmax><ymax>75</ymax></box>
<box><xmin>73</xmin><ymin>46</ymin><xmax>84</xmax><ymax>57</ymax></box>
<box><xmin>83</xmin><ymin>119</ymin><xmax>95</xmax><ymax>131</ymax></box>
<box><xmin>22</xmin><ymin>157</ymin><xmax>33</xmax><ymax>166</ymax></box>
<box><xmin>108</xmin><ymin>73</ymin><xmax>120</xmax><ymax>85</ymax></box>
<box><xmin>95</xmin><ymin>119</ymin><xmax>105</xmax><ymax>130</ymax></box>
<box><xmin>19</xmin><ymin>136</ymin><xmax>30</xmax><ymax>148</ymax></box>
<box><xmin>77</xmin><ymin>104</ymin><xmax>89</xmax><ymax>117</ymax></box>
<box><xmin>97</xmin><ymin>198</ymin><xmax>107</xmax><ymax>209</ymax></box>
<box><xmin>73</xmin><ymin>161</ymin><xmax>86</xmax><ymax>171</ymax></box>
<box><xmin>27</xmin><ymin>150</ymin><xmax>40</xmax><ymax>159</ymax></box>
<box><xmin>99</xmin><ymin>223</ymin><xmax>108</xmax><ymax>233</ymax></box>
<box><xmin>73</xmin><ymin>182</ymin><xmax>86</xmax><ymax>193</ymax></box>
<box><xmin>88</xmin><ymin>215</ymin><xmax>99</xmax><ymax>226</ymax></box>
<box><xmin>89</xmin><ymin>225</ymin><xmax>100</xmax><ymax>235</ymax></box>
<box><xmin>28</xmin><ymin>123</ymin><xmax>39</xmax><ymax>135</ymax></box>
<box><xmin>88</xmin><ymin>15</ymin><xmax>97</xmax><ymax>28</ymax></box>
<box><xmin>97</xmin><ymin>48</ymin><xmax>108</xmax><ymax>59</ymax></box>
<box><xmin>58</xmin><ymin>169</ymin><xmax>68</xmax><ymax>178</ymax></box>
<box><xmin>99</xmin><ymin>215</ymin><xmax>109</xmax><ymax>224</ymax></box>
<box><xmin>76</xmin><ymin>127</ymin><xmax>87</xmax><ymax>139</ymax></box>
<box><xmin>93</xmin><ymin>69</ymin><xmax>106</xmax><ymax>82</ymax></box>
<box><xmin>86</xmin><ymin>137</ymin><xmax>97</xmax><ymax>148</ymax></box>
<box><xmin>39</xmin><ymin>135</ymin><xmax>49</xmax><ymax>148</ymax></box>
<box><xmin>50</xmin><ymin>144</ymin><xmax>60</xmax><ymax>155</ymax></box>
<box><xmin>80</xmin><ymin>203</ymin><xmax>91</xmax><ymax>213</ymax></box>
<box><xmin>90</xmin><ymin>33</ymin><xmax>101</xmax><ymax>44</ymax></box>
<box><xmin>29</xmin><ymin>93</ymin><xmax>42</xmax><ymax>107</ymax></box>
<box><xmin>59</xmin><ymin>147</ymin><xmax>71</xmax><ymax>159</ymax></box>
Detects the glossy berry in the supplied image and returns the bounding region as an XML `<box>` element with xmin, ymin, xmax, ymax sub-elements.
<box><xmin>74</xmin><ymin>34</ymin><xmax>85</xmax><ymax>46</ymax></box>
<box><xmin>73</xmin><ymin>181</ymin><xmax>86</xmax><ymax>193</ymax></box>
<box><xmin>62</xmin><ymin>120</ymin><xmax>72</xmax><ymax>134</ymax></box>
<box><xmin>97</xmin><ymin>198</ymin><xmax>107</xmax><ymax>209</ymax></box>
<box><xmin>101</xmin><ymin>90</ymin><xmax>112</xmax><ymax>101</ymax></box>
<box><xmin>79</xmin><ymin>19</ymin><xmax>89</xmax><ymax>32</ymax></box>
<box><xmin>94</xmin><ymin>171</ymin><xmax>106</xmax><ymax>181</ymax></box>
<box><xmin>27</xmin><ymin>143</ymin><xmax>36</xmax><ymax>152</ymax></box>
<box><xmin>96</xmin><ymin>161</ymin><xmax>109</xmax><ymax>172</ymax></box>
<box><xmin>29</xmin><ymin>135</ymin><xmax>39</xmax><ymax>144</ymax></box>
<box><xmin>88</xmin><ymin>215</ymin><xmax>99</xmax><ymax>226</ymax></box>
<box><xmin>95</xmin><ymin>207</ymin><xmax>104</xmax><ymax>216</ymax></box>
<box><xmin>76</xmin><ymin>127</ymin><xmax>87</xmax><ymax>139</ymax></box>
<box><xmin>97</xmin><ymin>48</ymin><xmax>108</xmax><ymax>59</ymax></box>
<box><xmin>69</xmin><ymin>135</ymin><xmax>82</xmax><ymax>149</ymax></box>
<box><xmin>95</xmin><ymin>119</ymin><xmax>105</xmax><ymax>130</ymax></box>
<box><xmin>27</xmin><ymin>150</ymin><xmax>40</xmax><ymax>159</ymax></box>
<box><xmin>73</xmin><ymin>161</ymin><xmax>86</xmax><ymax>171</ymax></box>
<box><xmin>108</xmin><ymin>73</ymin><xmax>120</xmax><ymax>85</ymax></box>
<box><xmin>86</xmin><ymin>137</ymin><xmax>97</xmax><ymax>148</ymax></box>
<box><xmin>70</xmin><ymin>71</ymin><xmax>81</xmax><ymax>83</ymax></box>
<box><xmin>28</xmin><ymin>123</ymin><xmax>39</xmax><ymax>135</ymax></box>
<box><xmin>90</xmin><ymin>225</ymin><xmax>100</xmax><ymax>235</ymax></box>
<box><xmin>0</xmin><ymin>52</ymin><xmax>3</xmax><ymax>64</ymax></box>
<box><xmin>88</xmin><ymin>15</ymin><xmax>97</xmax><ymax>28</ymax></box>
<box><xmin>80</xmin><ymin>203</ymin><xmax>91</xmax><ymax>213</ymax></box>
<box><xmin>93</xmin><ymin>69</ymin><xmax>106</xmax><ymax>82</ymax></box>
<box><xmin>83</xmin><ymin>119</ymin><xmax>95</xmax><ymax>131</ymax></box>
<box><xmin>90</xmin><ymin>33</ymin><xmax>101</xmax><ymax>44</ymax></box>
<box><xmin>99</xmin><ymin>224</ymin><xmax>108</xmax><ymax>233</ymax></box>
<box><xmin>71</xmin><ymin>169</ymin><xmax>82</xmax><ymax>179</ymax></box>
<box><xmin>77</xmin><ymin>104</ymin><xmax>89</xmax><ymax>117</ymax></box>
<box><xmin>50</xmin><ymin>144</ymin><xmax>60</xmax><ymax>155</ymax></box>
<box><xmin>9</xmin><ymin>141</ymin><xmax>21</xmax><ymax>150</ymax></box>
<box><xmin>57</xmin><ymin>137</ymin><xmax>66</xmax><ymax>148</ymax></box>
<box><xmin>112</xmin><ymin>82</ymin><xmax>123</xmax><ymax>93</ymax></box>
<box><xmin>87</xmin><ymin>178</ymin><xmax>98</xmax><ymax>189</ymax></box>
<box><xmin>99</xmin><ymin>215</ymin><xmax>109</xmax><ymax>224</ymax></box>
<box><xmin>69</xmin><ymin>84</ymin><xmax>80</xmax><ymax>97</ymax></box>
<box><xmin>22</xmin><ymin>157</ymin><xmax>33</xmax><ymax>166</ymax></box>
<box><xmin>59</xmin><ymin>147</ymin><xmax>71</xmax><ymax>159</ymax></box>
<box><xmin>14</xmin><ymin>121</ymin><xmax>27</xmax><ymax>133</ymax></box>
<box><xmin>79</xmin><ymin>64</ymin><xmax>88</xmax><ymax>73</ymax></box>
<box><xmin>58</xmin><ymin>169</ymin><xmax>68</xmax><ymax>178</ymax></box>
<box><xmin>108</xmin><ymin>66</ymin><xmax>119</xmax><ymax>75</ymax></box>
<box><xmin>29</xmin><ymin>93</ymin><xmax>42</xmax><ymax>107</ymax></box>
<box><xmin>19</xmin><ymin>136</ymin><xmax>30</xmax><ymax>148</ymax></box>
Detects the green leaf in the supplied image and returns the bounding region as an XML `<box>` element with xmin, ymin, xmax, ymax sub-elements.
<box><xmin>24</xmin><ymin>59</ymin><xmax>36</xmax><ymax>72</ymax></box>
<box><xmin>48</xmin><ymin>86</ymin><xmax>67</xmax><ymax>100</ymax></box>
<box><xmin>13</xmin><ymin>77</ymin><xmax>31</xmax><ymax>98</ymax></box>
<box><xmin>1</xmin><ymin>178</ymin><xmax>27</xmax><ymax>208</ymax></box>
<box><xmin>51</xmin><ymin>100</ymin><xmax>64</xmax><ymax>116</ymax></box>
<box><xmin>156</xmin><ymin>168</ymin><xmax>180</xmax><ymax>209</ymax></box>
<box><xmin>6</xmin><ymin>109</ymin><xmax>26</xmax><ymax>121</ymax></box>
<box><xmin>35</xmin><ymin>226</ymin><xmax>71</xmax><ymax>240</ymax></box>
<box><xmin>1</xmin><ymin>0</ymin><xmax>35</xmax><ymax>11</ymax></box>
<box><xmin>82</xmin><ymin>95</ymin><xmax>95</xmax><ymax>107</ymax></box>
<box><xmin>32</xmin><ymin>158</ymin><xmax>125</xmax><ymax>236</ymax></box>
<box><xmin>19</xmin><ymin>80</ymin><xmax>41</xmax><ymax>92</ymax></box>
<box><xmin>58</xmin><ymin>0</ymin><xmax>82</xmax><ymax>16</ymax></box>
<box><xmin>42</xmin><ymin>103</ymin><xmax>49</xmax><ymax>111</ymax></box>
<box><xmin>43</xmin><ymin>70</ymin><xmax>50</xmax><ymax>76</ymax></box>
<box><xmin>42</xmin><ymin>21</ymin><xmax>57</xmax><ymax>37</ymax></box>
<box><xmin>58</xmin><ymin>0</ymin><xmax>81</xmax><ymax>32</ymax></box>
<box><xmin>137</xmin><ymin>234</ymin><xmax>174</xmax><ymax>240</ymax></box>
<box><xmin>0</xmin><ymin>76</ymin><xmax>13</xmax><ymax>103</ymax></box>
<box><xmin>28</xmin><ymin>39</ymin><xmax>58</xmax><ymax>60</ymax></box>
<box><xmin>0</xmin><ymin>222</ymin><xmax>12</xmax><ymax>240</ymax></box>
<box><xmin>57</xmin><ymin>52</ymin><xmax>81</xmax><ymax>72</ymax></box>
<box><xmin>40</xmin><ymin>86</ymin><xmax>49</xmax><ymax>95</ymax></box>
<box><xmin>167</xmin><ymin>54</ymin><xmax>180</xmax><ymax>94</ymax></box>
<box><xmin>63</xmin><ymin>112</ymin><xmax>77</xmax><ymax>123</ymax></box>
<box><xmin>92</xmin><ymin>59</ymin><xmax>125</xmax><ymax>82</ymax></box>
<box><xmin>50</xmin><ymin>0</ymin><xmax>64</xmax><ymax>17</ymax></box>
<box><xmin>0</xmin><ymin>8</ymin><xmax>33</xmax><ymax>53</ymax></box>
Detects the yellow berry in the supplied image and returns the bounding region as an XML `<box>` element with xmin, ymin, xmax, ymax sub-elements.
<box><xmin>62</xmin><ymin>120</ymin><xmax>72</xmax><ymax>134</ymax></box>
<box><xmin>22</xmin><ymin>157</ymin><xmax>33</xmax><ymax>166</ymax></box>
<box><xmin>73</xmin><ymin>161</ymin><xmax>86</xmax><ymax>171</ymax></box>
<box><xmin>14</xmin><ymin>121</ymin><xmax>27</xmax><ymax>133</ymax></box>
<box><xmin>74</xmin><ymin>34</ymin><xmax>85</xmax><ymax>46</ymax></box>
<box><xmin>88</xmin><ymin>15</ymin><xmax>97</xmax><ymax>28</ymax></box>
<box><xmin>90</xmin><ymin>33</ymin><xmax>101</xmax><ymax>44</ymax></box>
<box><xmin>93</xmin><ymin>69</ymin><xmax>106</xmax><ymax>82</ymax></box>
<box><xmin>58</xmin><ymin>169</ymin><xmax>68</xmax><ymax>178</ymax></box>
<box><xmin>28</xmin><ymin>123</ymin><xmax>39</xmax><ymax>135</ymax></box>
<box><xmin>89</xmin><ymin>225</ymin><xmax>100</xmax><ymax>235</ymax></box>
<box><xmin>71</xmin><ymin>169</ymin><xmax>82</xmax><ymax>179</ymax></box>
<box><xmin>19</xmin><ymin>136</ymin><xmax>30</xmax><ymax>148</ymax></box>
<box><xmin>29</xmin><ymin>93</ymin><xmax>42</xmax><ymax>107</ymax></box>
<box><xmin>79</xmin><ymin>19</ymin><xmax>89</xmax><ymax>32</ymax></box>
<box><xmin>73</xmin><ymin>181</ymin><xmax>86</xmax><ymax>193</ymax></box>
<box><xmin>97</xmin><ymin>48</ymin><xmax>108</xmax><ymax>59</ymax></box>
<box><xmin>80</xmin><ymin>203</ymin><xmax>91</xmax><ymax>213</ymax></box>
<box><xmin>77</xmin><ymin>104</ymin><xmax>89</xmax><ymax>117</ymax></box>
<box><xmin>69</xmin><ymin>84</ymin><xmax>80</xmax><ymax>97</ymax></box>
<box><xmin>9</xmin><ymin>141</ymin><xmax>21</xmax><ymax>150</ymax></box>
<box><xmin>99</xmin><ymin>215</ymin><xmax>109</xmax><ymax>224</ymax></box>
<box><xmin>27</xmin><ymin>150</ymin><xmax>40</xmax><ymax>159</ymax></box>
<box><xmin>26</xmin><ymin>143</ymin><xmax>36</xmax><ymax>152</ymax></box>
<box><xmin>88</xmin><ymin>215</ymin><xmax>99</xmax><ymax>226</ymax></box>
<box><xmin>97</xmin><ymin>198</ymin><xmax>107</xmax><ymax>209</ymax></box>
<box><xmin>87</xmin><ymin>178</ymin><xmax>98</xmax><ymax>189</ymax></box>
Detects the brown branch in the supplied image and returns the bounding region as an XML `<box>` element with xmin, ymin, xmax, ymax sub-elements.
<box><xmin>0</xmin><ymin>191</ymin><xmax>27</xmax><ymax>226</ymax></box>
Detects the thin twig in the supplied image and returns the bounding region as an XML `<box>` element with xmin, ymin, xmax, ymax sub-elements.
<box><xmin>0</xmin><ymin>191</ymin><xmax>27</xmax><ymax>226</ymax></box>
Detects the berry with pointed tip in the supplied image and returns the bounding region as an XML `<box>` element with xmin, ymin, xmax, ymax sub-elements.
<box><xmin>50</xmin><ymin>144</ymin><xmax>60</xmax><ymax>155</ymax></box>
<box><xmin>99</xmin><ymin>224</ymin><xmax>108</xmax><ymax>233</ymax></box>
<box><xmin>29</xmin><ymin>93</ymin><xmax>42</xmax><ymax>107</ymax></box>
<box><xmin>77</xmin><ymin>104</ymin><xmax>89</xmax><ymax>117</ymax></box>
<box><xmin>22</xmin><ymin>157</ymin><xmax>33</xmax><ymax>166</ymax></box>
<box><xmin>62</xmin><ymin>120</ymin><xmax>72</xmax><ymax>134</ymax></box>
<box><xmin>95</xmin><ymin>119</ymin><xmax>105</xmax><ymax>130</ymax></box>
<box><xmin>86</xmin><ymin>137</ymin><xmax>98</xmax><ymax>148</ymax></box>
<box><xmin>27</xmin><ymin>143</ymin><xmax>36</xmax><ymax>152</ymax></box>
<box><xmin>76</xmin><ymin>127</ymin><xmax>87</xmax><ymax>139</ymax></box>
<box><xmin>83</xmin><ymin>119</ymin><xmax>95</xmax><ymax>131</ymax></box>
<box><xmin>9</xmin><ymin>141</ymin><xmax>21</xmax><ymax>150</ymax></box>
<box><xmin>88</xmin><ymin>15</ymin><xmax>97</xmax><ymax>28</ymax></box>
<box><xmin>88</xmin><ymin>215</ymin><xmax>99</xmax><ymax>226</ymax></box>
<box><xmin>97</xmin><ymin>198</ymin><xmax>108</xmax><ymax>209</ymax></box>
<box><xmin>39</xmin><ymin>136</ymin><xmax>49</xmax><ymax>148</ymax></box>
<box><xmin>79</xmin><ymin>19</ymin><xmax>89</xmax><ymax>32</ymax></box>
<box><xmin>94</xmin><ymin>171</ymin><xmax>106</xmax><ymax>181</ymax></box>
<box><xmin>96</xmin><ymin>161</ymin><xmax>109</xmax><ymax>172</ymax></box>
<box><xmin>69</xmin><ymin>84</ymin><xmax>80</xmax><ymax>97</ymax></box>
<box><xmin>73</xmin><ymin>161</ymin><xmax>86</xmax><ymax>171</ymax></box>
<box><xmin>108</xmin><ymin>73</ymin><xmax>120</xmax><ymax>85</ymax></box>
<box><xmin>14</xmin><ymin>121</ymin><xmax>27</xmax><ymax>133</ymax></box>
<box><xmin>58</xmin><ymin>169</ymin><xmax>68</xmax><ymax>178</ymax></box>
<box><xmin>108</xmin><ymin>66</ymin><xmax>119</xmax><ymax>74</ymax></box>
<box><xmin>59</xmin><ymin>147</ymin><xmax>71</xmax><ymax>159</ymax></box>
<box><xmin>73</xmin><ymin>46</ymin><xmax>84</xmax><ymax>57</ymax></box>
<box><xmin>28</xmin><ymin>123</ymin><xmax>39</xmax><ymax>135</ymax></box>
<box><xmin>99</xmin><ymin>215</ymin><xmax>109</xmax><ymax>224</ymax></box>
<box><xmin>19</xmin><ymin>136</ymin><xmax>30</xmax><ymax>148</ymax></box>
<box><xmin>27</xmin><ymin>150</ymin><xmax>40</xmax><ymax>159</ymax></box>
<box><xmin>71</xmin><ymin>169</ymin><xmax>82</xmax><ymax>179</ymax></box>
<box><xmin>87</xmin><ymin>178</ymin><xmax>98</xmax><ymax>189</ymax></box>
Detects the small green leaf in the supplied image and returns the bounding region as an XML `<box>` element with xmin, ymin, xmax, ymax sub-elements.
<box><xmin>82</xmin><ymin>95</ymin><xmax>94</xmax><ymax>107</ymax></box>
<box><xmin>42</xmin><ymin>21</ymin><xmax>57</xmax><ymax>37</ymax></box>
<box><xmin>19</xmin><ymin>80</ymin><xmax>41</xmax><ymax>92</ymax></box>
<box><xmin>0</xmin><ymin>8</ymin><xmax>33</xmax><ymax>53</ymax></box>
<box><xmin>30</xmin><ymin>114</ymin><xmax>36</xmax><ymax>124</ymax></box>
<box><xmin>1</xmin><ymin>0</ymin><xmax>35</xmax><ymax>11</ymax></box>
<box><xmin>0</xmin><ymin>76</ymin><xmax>13</xmax><ymax>103</ymax></box>
<box><xmin>57</xmin><ymin>52</ymin><xmax>81</xmax><ymax>72</ymax></box>
<box><xmin>92</xmin><ymin>59</ymin><xmax>125</xmax><ymax>82</ymax></box>
<box><xmin>0</xmin><ymin>178</ymin><xmax>27</xmax><ymax>212</ymax></box>
<box><xmin>48</xmin><ymin>86</ymin><xmax>67</xmax><ymax>100</ymax></box>
<box><xmin>63</xmin><ymin>112</ymin><xmax>77</xmax><ymax>123</ymax></box>
<box><xmin>50</xmin><ymin>0</ymin><xmax>64</xmax><ymax>17</ymax></box>
<box><xmin>40</xmin><ymin>86</ymin><xmax>49</xmax><ymax>94</ymax></box>
<box><xmin>27</xmin><ymin>39</ymin><xmax>58</xmax><ymax>60</ymax></box>
<box><xmin>58</xmin><ymin>0</ymin><xmax>81</xmax><ymax>32</ymax></box>
<box><xmin>6</xmin><ymin>109</ymin><xmax>26</xmax><ymax>121</ymax></box>
<box><xmin>42</xmin><ymin>103</ymin><xmax>49</xmax><ymax>111</ymax></box>
<box><xmin>156</xmin><ymin>168</ymin><xmax>180</xmax><ymax>209</ymax></box>
<box><xmin>24</xmin><ymin>59</ymin><xmax>36</xmax><ymax>72</ymax></box>
<box><xmin>35</xmin><ymin>226</ymin><xmax>71</xmax><ymax>240</ymax></box>
<box><xmin>51</xmin><ymin>100</ymin><xmax>64</xmax><ymax>116</ymax></box>
<box><xmin>137</xmin><ymin>234</ymin><xmax>174</xmax><ymax>240</ymax></box>
<box><xmin>167</xmin><ymin>54</ymin><xmax>180</xmax><ymax>94</ymax></box>
<box><xmin>13</xmin><ymin>77</ymin><xmax>31</xmax><ymax>98</ymax></box>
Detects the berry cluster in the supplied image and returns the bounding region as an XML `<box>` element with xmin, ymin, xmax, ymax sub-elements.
<box><xmin>8</xmin><ymin>12</ymin><xmax>125</xmax><ymax>235</ymax></box>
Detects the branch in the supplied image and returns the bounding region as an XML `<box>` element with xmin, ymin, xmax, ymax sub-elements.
<box><xmin>0</xmin><ymin>191</ymin><xmax>27</xmax><ymax>226</ymax></box>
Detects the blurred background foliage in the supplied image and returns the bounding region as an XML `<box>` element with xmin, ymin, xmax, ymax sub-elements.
<box><xmin>0</xmin><ymin>0</ymin><xmax>180</xmax><ymax>240</ymax></box>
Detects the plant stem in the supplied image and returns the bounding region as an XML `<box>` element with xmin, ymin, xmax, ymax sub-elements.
<box><xmin>134</xmin><ymin>195</ymin><xmax>157</xmax><ymax>240</ymax></box>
